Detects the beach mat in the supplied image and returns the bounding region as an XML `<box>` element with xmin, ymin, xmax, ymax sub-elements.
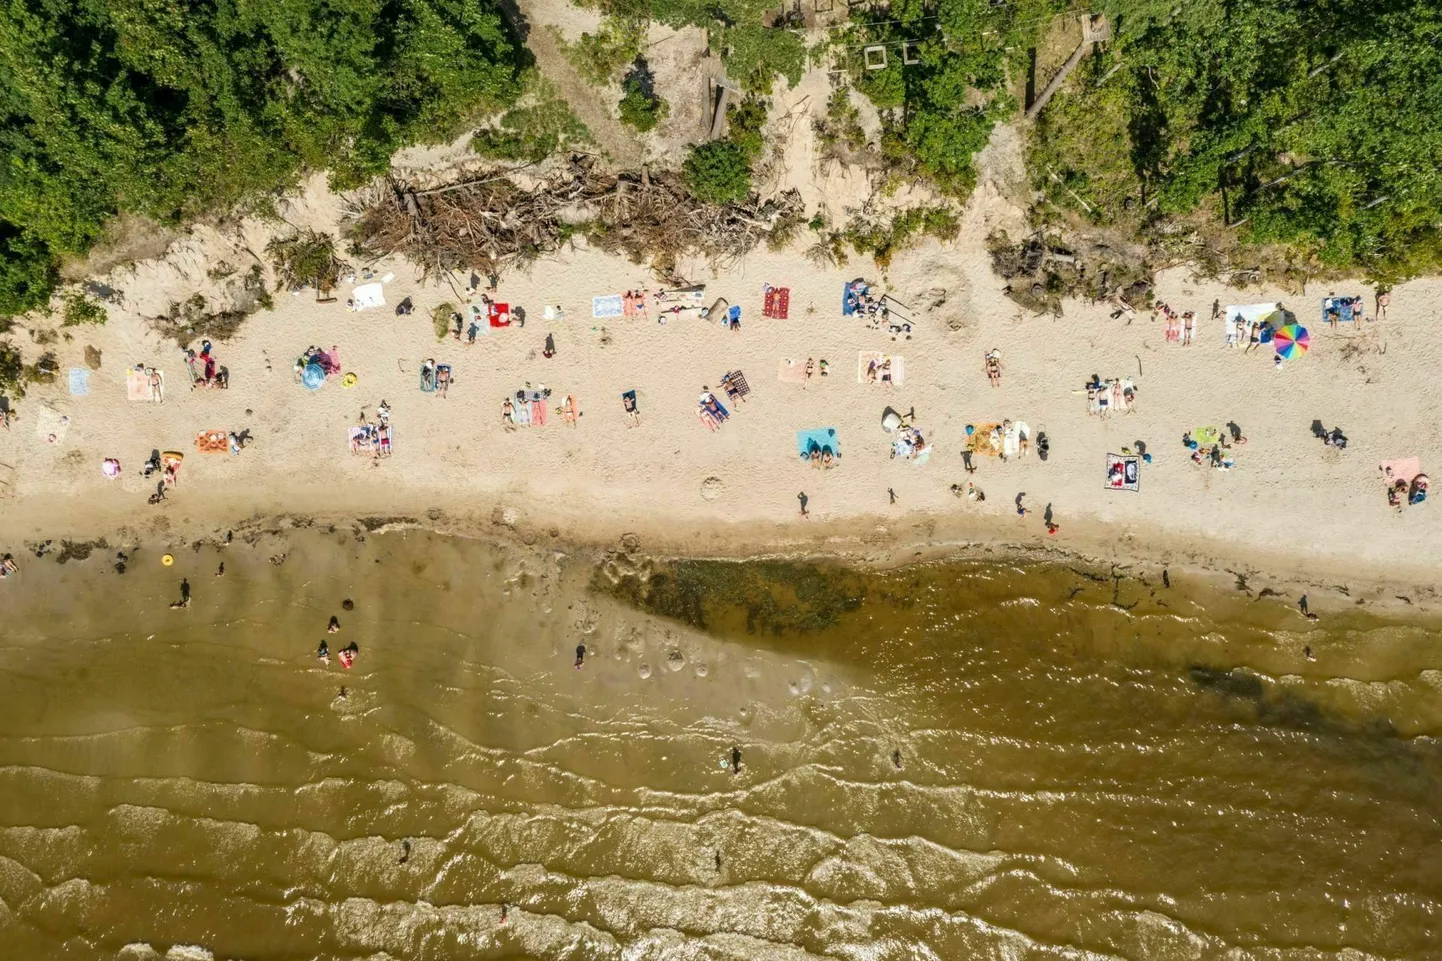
<box><xmin>796</xmin><ymin>428</ymin><xmax>840</xmax><ymax>459</ymax></box>
<box><xmin>656</xmin><ymin>286</ymin><xmax>706</xmax><ymax>306</ymax></box>
<box><xmin>34</xmin><ymin>406</ymin><xmax>70</xmax><ymax>444</ymax></box>
<box><xmin>125</xmin><ymin>369</ymin><xmax>153</xmax><ymax>401</ymax></box>
<box><xmin>1322</xmin><ymin>296</ymin><xmax>1361</xmax><ymax>323</ymax></box>
<box><xmin>763</xmin><ymin>285</ymin><xmax>790</xmax><ymax>319</ymax></box>
<box><xmin>592</xmin><ymin>295</ymin><xmax>623</xmax><ymax>319</ymax></box>
<box><xmin>965</xmin><ymin>423</ymin><xmax>1004</xmax><ymax>457</ymax></box>
<box><xmin>1380</xmin><ymin>457</ymin><xmax>1422</xmax><ymax>486</ymax></box>
<box><xmin>1106</xmin><ymin>453</ymin><xmax>1141</xmax><ymax>491</ymax></box>
<box><xmin>778</xmin><ymin>359</ymin><xmax>810</xmax><ymax>383</ymax></box>
<box><xmin>68</xmin><ymin>368</ymin><xmax>89</xmax><ymax>396</ymax></box>
<box><xmin>857</xmin><ymin>351</ymin><xmax>904</xmax><ymax>386</ymax></box>
<box><xmin>196</xmin><ymin>429</ymin><xmax>229</xmax><ymax>453</ymax></box>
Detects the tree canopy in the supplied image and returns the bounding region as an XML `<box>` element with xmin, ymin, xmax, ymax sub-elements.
<box><xmin>1032</xmin><ymin>0</ymin><xmax>1442</xmax><ymax>280</ymax></box>
<box><xmin>0</xmin><ymin>0</ymin><xmax>526</xmax><ymax>317</ymax></box>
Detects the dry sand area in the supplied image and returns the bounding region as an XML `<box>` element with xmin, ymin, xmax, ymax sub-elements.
<box><xmin>2</xmin><ymin>102</ymin><xmax>1442</xmax><ymax>611</ymax></box>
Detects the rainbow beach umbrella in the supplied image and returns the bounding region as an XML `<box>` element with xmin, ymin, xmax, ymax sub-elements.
<box><xmin>1274</xmin><ymin>323</ymin><xmax>1309</xmax><ymax>359</ymax></box>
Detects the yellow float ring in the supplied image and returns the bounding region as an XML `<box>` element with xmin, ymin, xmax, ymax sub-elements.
<box><xmin>342</xmin><ymin>372</ymin><xmax>358</xmax><ymax>388</ymax></box>
<box><xmin>162</xmin><ymin>554</ymin><xmax>174</xmax><ymax>566</ymax></box>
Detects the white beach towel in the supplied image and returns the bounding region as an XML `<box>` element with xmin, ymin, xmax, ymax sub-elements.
<box><xmin>592</xmin><ymin>295</ymin><xmax>624</xmax><ymax>318</ymax></box>
<box><xmin>352</xmin><ymin>283</ymin><xmax>385</xmax><ymax>309</ymax></box>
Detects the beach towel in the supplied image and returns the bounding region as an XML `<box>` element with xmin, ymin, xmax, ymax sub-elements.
<box><xmin>1323</xmin><ymin>296</ymin><xmax>1362</xmax><ymax>323</ymax></box>
<box><xmin>965</xmin><ymin>423</ymin><xmax>1005</xmax><ymax>457</ymax></box>
<box><xmin>842</xmin><ymin>280</ymin><xmax>869</xmax><ymax>316</ymax></box>
<box><xmin>1106</xmin><ymin>453</ymin><xmax>1141</xmax><ymax>491</ymax></box>
<box><xmin>657</xmin><ymin>286</ymin><xmax>706</xmax><ymax>306</ymax></box>
<box><xmin>763</xmin><ymin>285</ymin><xmax>790</xmax><ymax>319</ymax></box>
<box><xmin>721</xmin><ymin>370</ymin><xmax>750</xmax><ymax>400</ymax></box>
<box><xmin>530</xmin><ymin>399</ymin><xmax>547</xmax><ymax>426</ymax></box>
<box><xmin>592</xmin><ymin>295</ymin><xmax>624</xmax><ymax>319</ymax></box>
<box><xmin>778</xmin><ymin>359</ymin><xmax>811</xmax><ymax>383</ymax></box>
<box><xmin>348</xmin><ymin>425</ymin><xmax>376</xmax><ymax>453</ymax></box>
<box><xmin>1003</xmin><ymin>422</ymin><xmax>1021</xmax><ymax>459</ymax></box>
<box><xmin>857</xmin><ymin>351</ymin><xmax>904</xmax><ymax>386</ymax></box>
<box><xmin>695</xmin><ymin>406</ymin><xmax>720</xmax><ymax>432</ymax></box>
<box><xmin>352</xmin><ymin>283</ymin><xmax>385</xmax><ymax>310</ymax></box>
<box><xmin>488</xmin><ymin>302</ymin><xmax>512</xmax><ymax>327</ymax></box>
<box><xmin>34</xmin><ymin>406</ymin><xmax>70</xmax><ymax>444</ymax></box>
<box><xmin>196</xmin><ymin>429</ymin><xmax>229</xmax><ymax>453</ymax></box>
<box><xmin>68</xmin><ymin>368</ymin><xmax>89</xmax><ymax>396</ymax></box>
<box><xmin>796</xmin><ymin>428</ymin><xmax>840</xmax><ymax>460</ymax></box>
<box><xmin>126</xmin><ymin>369</ymin><xmax>151</xmax><ymax>401</ymax></box>
<box><xmin>1193</xmin><ymin>426</ymin><xmax>1223</xmax><ymax>447</ymax></box>
<box><xmin>1380</xmin><ymin>457</ymin><xmax>1422</xmax><ymax>486</ymax></box>
<box><xmin>1225</xmin><ymin>303</ymin><xmax>1283</xmax><ymax>345</ymax></box>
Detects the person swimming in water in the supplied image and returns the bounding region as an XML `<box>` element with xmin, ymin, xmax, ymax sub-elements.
<box><xmin>317</xmin><ymin>639</ymin><xmax>330</xmax><ymax>663</ymax></box>
<box><xmin>398</xmin><ymin>839</ymin><xmax>411</xmax><ymax>864</ymax></box>
<box><xmin>328</xmin><ymin>615</ymin><xmax>340</xmax><ymax>633</ymax></box>
<box><xmin>892</xmin><ymin>749</ymin><xmax>903</xmax><ymax>770</ymax></box>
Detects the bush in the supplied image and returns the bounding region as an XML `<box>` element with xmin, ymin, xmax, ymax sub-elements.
<box><xmin>0</xmin><ymin>340</ymin><xmax>23</xmax><ymax>399</ymax></box>
<box><xmin>725</xmin><ymin>97</ymin><xmax>769</xmax><ymax>162</ymax></box>
<box><xmin>618</xmin><ymin>74</ymin><xmax>669</xmax><ymax>133</ymax></box>
<box><xmin>473</xmin><ymin>77</ymin><xmax>591</xmax><ymax>161</ymax></box>
<box><xmin>560</xmin><ymin>17</ymin><xmax>645</xmax><ymax>85</ymax></box>
<box><xmin>267</xmin><ymin>231</ymin><xmax>350</xmax><ymax>291</ymax></box>
<box><xmin>0</xmin><ymin>231</ymin><xmax>55</xmax><ymax>320</ymax></box>
<box><xmin>683</xmin><ymin>141</ymin><xmax>752</xmax><ymax>204</ymax></box>
<box><xmin>721</xmin><ymin>24</ymin><xmax>807</xmax><ymax>95</ymax></box>
<box><xmin>61</xmin><ymin>292</ymin><xmax>107</xmax><ymax>327</ymax></box>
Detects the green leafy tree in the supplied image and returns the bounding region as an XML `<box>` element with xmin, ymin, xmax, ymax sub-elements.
<box><xmin>0</xmin><ymin>0</ymin><xmax>526</xmax><ymax>320</ymax></box>
<box><xmin>683</xmin><ymin>141</ymin><xmax>752</xmax><ymax>204</ymax></box>
<box><xmin>618</xmin><ymin>77</ymin><xmax>669</xmax><ymax>132</ymax></box>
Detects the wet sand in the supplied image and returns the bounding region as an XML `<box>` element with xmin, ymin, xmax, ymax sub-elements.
<box><xmin>1</xmin><ymin>529</ymin><xmax>1440</xmax><ymax>959</ymax></box>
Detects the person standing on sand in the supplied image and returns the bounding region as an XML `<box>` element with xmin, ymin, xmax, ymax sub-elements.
<box><xmin>169</xmin><ymin>578</ymin><xmax>191</xmax><ymax>609</ymax></box>
<box><xmin>1015</xmin><ymin>492</ymin><xmax>1029</xmax><ymax>517</ymax></box>
<box><xmin>1299</xmin><ymin>594</ymin><xmax>1309</xmax><ymax>616</ymax></box>
<box><xmin>797</xmin><ymin>492</ymin><xmax>809</xmax><ymax>518</ymax></box>
<box><xmin>888</xmin><ymin>487</ymin><xmax>897</xmax><ymax>505</ymax></box>
<box><xmin>731</xmin><ymin>746</ymin><xmax>742</xmax><ymax>774</ymax></box>
<box><xmin>1376</xmin><ymin>289</ymin><xmax>1389</xmax><ymax>321</ymax></box>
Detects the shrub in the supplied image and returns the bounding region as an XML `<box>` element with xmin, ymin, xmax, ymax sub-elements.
<box><xmin>683</xmin><ymin>141</ymin><xmax>752</xmax><ymax>204</ymax></box>
<box><xmin>473</xmin><ymin>78</ymin><xmax>591</xmax><ymax>161</ymax></box>
<box><xmin>721</xmin><ymin>24</ymin><xmax>807</xmax><ymax>95</ymax></box>
<box><xmin>61</xmin><ymin>292</ymin><xmax>107</xmax><ymax>327</ymax></box>
<box><xmin>618</xmin><ymin>75</ymin><xmax>668</xmax><ymax>132</ymax></box>
<box><xmin>561</xmin><ymin>17</ymin><xmax>645</xmax><ymax>86</ymax></box>
<box><xmin>725</xmin><ymin>97</ymin><xmax>769</xmax><ymax>163</ymax></box>
<box><xmin>267</xmin><ymin>231</ymin><xmax>350</xmax><ymax>291</ymax></box>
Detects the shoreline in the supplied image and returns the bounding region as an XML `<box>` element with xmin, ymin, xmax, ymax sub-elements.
<box><xmin>5</xmin><ymin>489</ymin><xmax>1441</xmax><ymax>626</ymax></box>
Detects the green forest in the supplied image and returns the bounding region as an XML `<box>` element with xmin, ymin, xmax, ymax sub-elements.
<box><xmin>1028</xmin><ymin>0</ymin><xmax>1442</xmax><ymax>280</ymax></box>
<box><xmin>0</xmin><ymin>0</ymin><xmax>1438</xmax><ymax>324</ymax></box>
<box><xmin>0</xmin><ymin>0</ymin><xmax>526</xmax><ymax>317</ymax></box>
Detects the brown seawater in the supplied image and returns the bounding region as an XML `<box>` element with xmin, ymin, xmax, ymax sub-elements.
<box><xmin>0</xmin><ymin>530</ymin><xmax>1439</xmax><ymax>960</ymax></box>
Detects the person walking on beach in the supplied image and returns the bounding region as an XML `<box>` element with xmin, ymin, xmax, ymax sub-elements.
<box><xmin>1299</xmin><ymin>594</ymin><xmax>1309</xmax><ymax>616</ymax></box>
<box><xmin>574</xmin><ymin>644</ymin><xmax>586</xmax><ymax>669</ymax></box>
<box><xmin>797</xmin><ymin>492</ymin><xmax>809</xmax><ymax>518</ymax></box>
<box><xmin>1043</xmin><ymin>503</ymin><xmax>1059</xmax><ymax>534</ymax></box>
<box><xmin>169</xmin><ymin>577</ymin><xmax>191</xmax><ymax>609</ymax></box>
<box><xmin>1376</xmin><ymin>289</ymin><xmax>1389</xmax><ymax>321</ymax></box>
<box><xmin>1015</xmin><ymin>492</ymin><xmax>1029</xmax><ymax>517</ymax></box>
<box><xmin>730</xmin><ymin>746</ymin><xmax>742</xmax><ymax>774</ymax></box>
<box><xmin>888</xmin><ymin>487</ymin><xmax>896</xmax><ymax>505</ymax></box>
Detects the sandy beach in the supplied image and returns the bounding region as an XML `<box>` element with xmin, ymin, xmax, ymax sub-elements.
<box><xmin>2</xmin><ymin>153</ymin><xmax>1441</xmax><ymax>619</ymax></box>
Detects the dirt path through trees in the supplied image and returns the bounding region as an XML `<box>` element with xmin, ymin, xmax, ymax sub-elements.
<box><xmin>501</xmin><ymin>0</ymin><xmax>645</xmax><ymax>168</ymax></box>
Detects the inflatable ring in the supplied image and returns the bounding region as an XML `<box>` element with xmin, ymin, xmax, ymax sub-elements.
<box><xmin>162</xmin><ymin>554</ymin><xmax>174</xmax><ymax>566</ymax></box>
<box><xmin>342</xmin><ymin>372</ymin><xmax>358</xmax><ymax>388</ymax></box>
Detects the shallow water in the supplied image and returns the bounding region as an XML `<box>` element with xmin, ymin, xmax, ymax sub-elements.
<box><xmin>1</xmin><ymin>531</ymin><xmax>1440</xmax><ymax>960</ymax></box>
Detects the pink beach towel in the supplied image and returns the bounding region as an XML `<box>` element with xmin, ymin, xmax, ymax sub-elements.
<box><xmin>778</xmin><ymin>359</ymin><xmax>810</xmax><ymax>383</ymax></box>
<box><xmin>1379</xmin><ymin>457</ymin><xmax>1421</xmax><ymax>486</ymax></box>
<box><xmin>530</xmin><ymin>399</ymin><xmax>547</xmax><ymax>426</ymax></box>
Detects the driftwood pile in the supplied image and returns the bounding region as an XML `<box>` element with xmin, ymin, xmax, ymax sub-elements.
<box><xmin>349</xmin><ymin>156</ymin><xmax>804</xmax><ymax>277</ymax></box>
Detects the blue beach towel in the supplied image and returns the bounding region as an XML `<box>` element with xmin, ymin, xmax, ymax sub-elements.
<box><xmin>797</xmin><ymin>427</ymin><xmax>840</xmax><ymax>459</ymax></box>
<box><xmin>68</xmin><ymin>368</ymin><xmax>89</xmax><ymax>396</ymax></box>
<box><xmin>592</xmin><ymin>295</ymin><xmax>624</xmax><ymax>318</ymax></box>
<box><xmin>842</xmin><ymin>281</ymin><xmax>868</xmax><ymax>316</ymax></box>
